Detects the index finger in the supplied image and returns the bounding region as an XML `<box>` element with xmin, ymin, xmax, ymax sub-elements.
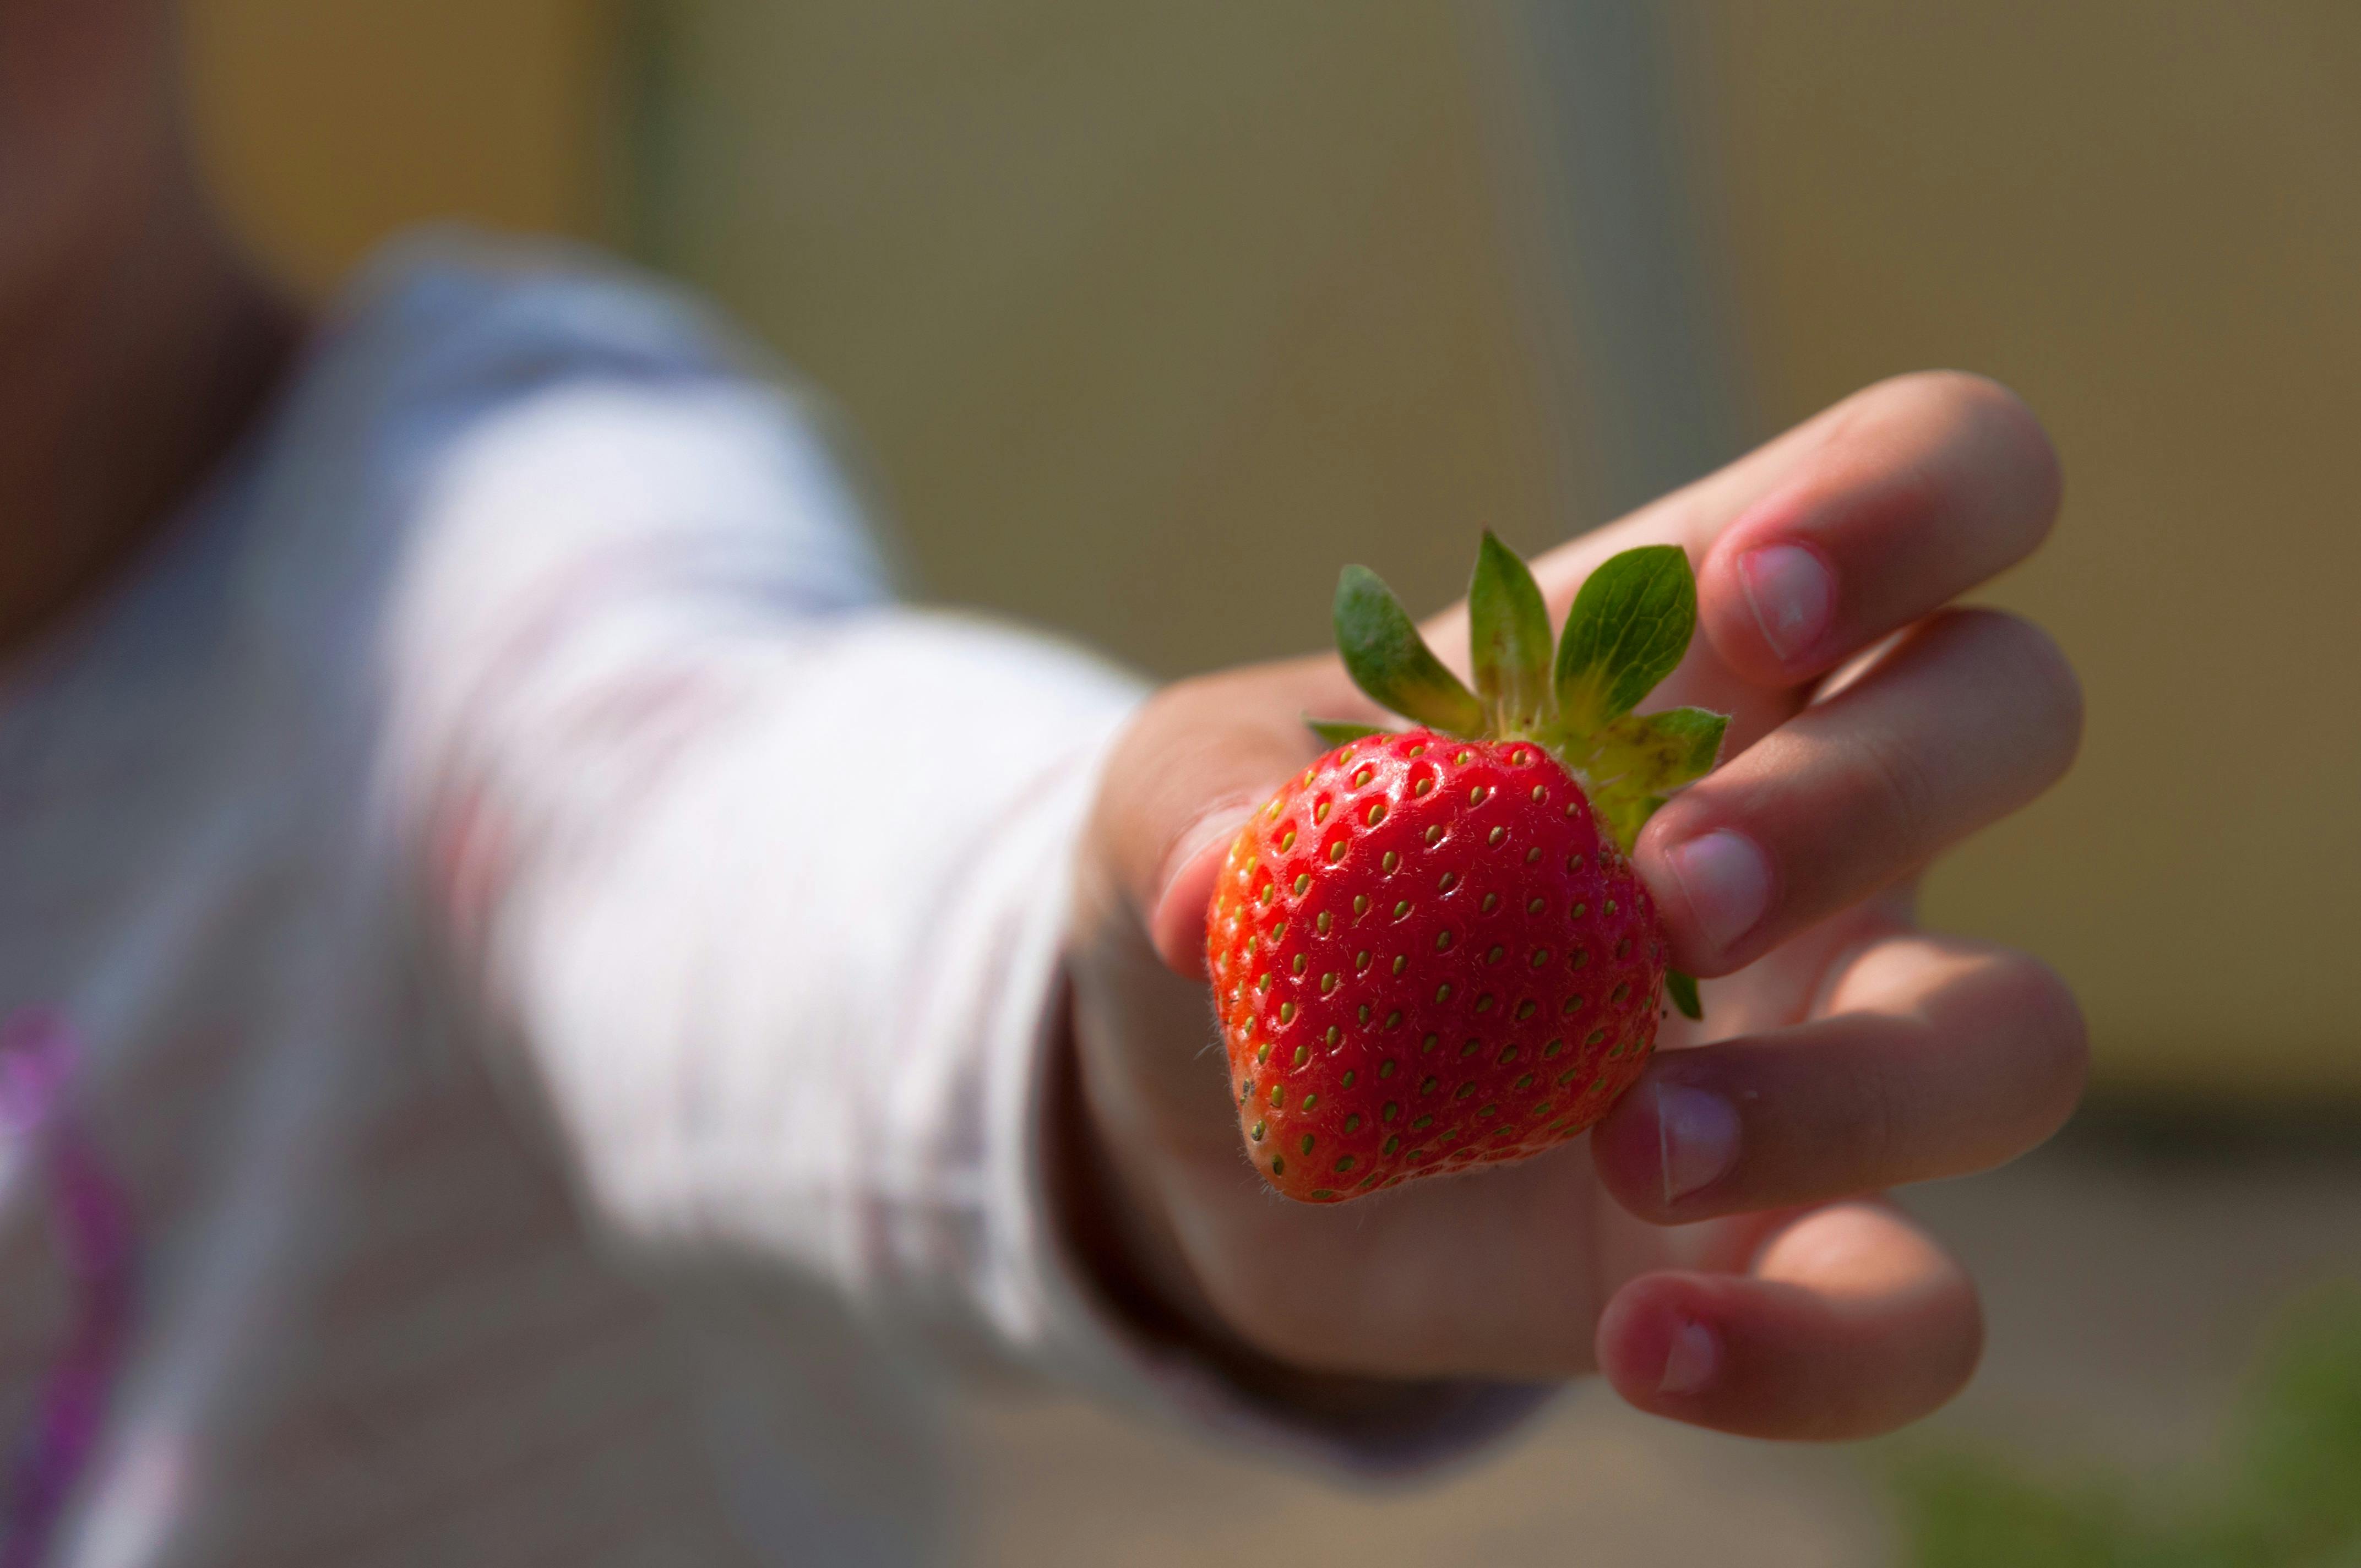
<box><xmin>1420</xmin><ymin>370</ymin><xmax>2062</xmax><ymax>697</ymax></box>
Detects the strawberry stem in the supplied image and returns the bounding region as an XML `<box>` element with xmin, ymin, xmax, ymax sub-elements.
<box><xmin>1326</xmin><ymin>537</ymin><xmax>1730</xmax><ymax>857</ymax></box>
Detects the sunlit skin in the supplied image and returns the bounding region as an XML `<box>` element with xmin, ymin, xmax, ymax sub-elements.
<box><xmin>1069</xmin><ymin>372</ymin><xmax>2086</xmax><ymax>1439</ymax></box>
<box><xmin>0</xmin><ymin>0</ymin><xmax>299</xmax><ymax>665</ymax></box>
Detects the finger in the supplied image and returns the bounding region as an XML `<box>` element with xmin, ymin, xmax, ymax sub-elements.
<box><xmin>1635</xmin><ymin>607</ymin><xmax>2082</xmax><ymax>973</ymax></box>
<box><xmin>1590</xmin><ymin>931</ymin><xmax>2086</xmax><ymax>1223</ymax></box>
<box><xmin>1693</xmin><ymin>372</ymin><xmax>2062</xmax><ymax>685</ymax></box>
<box><xmin>1596</xmin><ymin>1201</ymin><xmax>1982</xmax><ymax>1439</ymax></box>
<box><xmin>1085</xmin><ymin>656</ymin><xmax>1377</xmax><ymax>977</ymax></box>
<box><xmin>1418</xmin><ymin>372</ymin><xmax>2059</xmax><ymax>699</ymax></box>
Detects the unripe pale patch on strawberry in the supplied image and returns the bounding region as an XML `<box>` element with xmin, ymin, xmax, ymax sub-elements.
<box><xmin>1207</xmin><ymin>533</ymin><xmax>1727</xmax><ymax>1204</ymax></box>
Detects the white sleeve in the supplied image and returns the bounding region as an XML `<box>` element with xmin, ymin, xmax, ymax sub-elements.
<box><xmin>379</xmin><ymin>378</ymin><xmax>1551</xmax><ymax>1473</ymax></box>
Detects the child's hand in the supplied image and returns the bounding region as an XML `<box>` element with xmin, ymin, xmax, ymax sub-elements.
<box><xmin>1065</xmin><ymin>372</ymin><xmax>2083</xmax><ymax>1440</ymax></box>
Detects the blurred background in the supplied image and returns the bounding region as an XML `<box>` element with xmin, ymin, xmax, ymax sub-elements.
<box><xmin>184</xmin><ymin>1</ymin><xmax>2361</xmax><ymax>1561</ymax></box>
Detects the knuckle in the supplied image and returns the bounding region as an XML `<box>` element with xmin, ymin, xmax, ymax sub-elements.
<box><xmin>1945</xmin><ymin>608</ymin><xmax>2086</xmax><ymax>777</ymax></box>
<box><xmin>1862</xmin><ymin>368</ymin><xmax>2016</xmax><ymax>439</ymax></box>
<box><xmin>1870</xmin><ymin>371</ymin><xmax>2064</xmax><ymax>537</ymax></box>
<box><xmin>2000</xmin><ymin>955</ymin><xmax>2089</xmax><ymax>1139</ymax></box>
<box><xmin>2009</xmin><ymin>621</ymin><xmax>2086</xmax><ymax>769</ymax></box>
<box><xmin>1906</xmin><ymin>370</ymin><xmax>2054</xmax><ymax>461</ymax></box>
<box><xmin>1942</xmin><ymin>373</ymin><xmax>2065</xmax><ymax>535</ymax></box>
<box><xmin>1921</xmin><ymin>366</ymin><xmax>2033</xmax><ymax>423</ymax></box>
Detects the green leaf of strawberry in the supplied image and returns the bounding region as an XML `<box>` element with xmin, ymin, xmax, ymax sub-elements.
<box><xmin>1576</xmin><ymin>705</ymin><xmax>1731</xmax><ymax>848</ymax></box>
<box><xmin>1553</xmin><ymin>543</ymin><xmax>1699</xmax><ymax>733</ymax></box>
<box><xmin>1667</xmin><ymin>970</ymin><xmax>1704</xmax><ymax>1021</ymax></box>
<box><xmin>1468</xmin><ymin>529</ymin><xmax>1554</xmax><ymax>729</ymax></box>
<box><xmin>1334</xmin><ymin>565</ymin><xmax>1486</xmax><ymax>737</ymax></box>
<box><xmin>1600</xmin><ymin>705</ymin><xmax>1730</xmax><ymax>793</ymax></box>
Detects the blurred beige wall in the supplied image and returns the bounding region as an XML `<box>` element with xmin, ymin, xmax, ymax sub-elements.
<box><xmin>182</xmin><ymin>0</ymin><xmax>611</xmax><ymax>292</ymax></box>
<box><xmin>184</xmin><ymin>4</ymin><xmax>2361</xmax><ymax>1097</ymax></box>
<box><xmin>1702</xmin><ymin>3</ymin><xmax>2361</xmax><ymax>1096</ymax></box>
<box><xmin>631</xmin><ymin>2</ymin><xmax>1566</xmax><ymax>674</ymax></box>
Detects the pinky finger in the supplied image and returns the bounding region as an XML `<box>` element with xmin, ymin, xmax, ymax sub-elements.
<box><xmin>1593</xmin><ymin>1201</ymin><xmax>1981</xmax><ymax>1440</ymax></box>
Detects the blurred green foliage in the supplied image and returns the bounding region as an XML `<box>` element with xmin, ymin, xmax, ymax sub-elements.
<box><xmin>1898</xmin><ymin>1288</ymin><xmax>2361</xmax><ymax>1567</ymax></box>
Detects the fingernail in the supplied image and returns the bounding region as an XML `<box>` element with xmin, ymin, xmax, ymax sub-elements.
<box><xmin>1658</xmin><ymin>1316</ymin><xmax>1720</xmax><ymax>1396</ymax></box>
<box><xmin>1655</xmin><ymin>1082</ymin><xmax>1740</xmax><ymax>1204</ymax></box>
<box><xmin>1739</xmin><ymin>544</ymin><xmax>1835</xmax><ymax>663</ymax></box>
<box><xmin>1661</xmin><ymin>830</ymin><xmax>1772</xmax><ymax>953</ymax></box>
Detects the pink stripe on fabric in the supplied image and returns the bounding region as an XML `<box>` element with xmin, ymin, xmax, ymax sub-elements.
<box><xmin>0</xmin><ymin>1011</ymin><xmax>139</xmax><ymax>1566</ymax></box>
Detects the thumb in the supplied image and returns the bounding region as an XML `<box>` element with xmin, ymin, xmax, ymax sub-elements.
<box><xmin>1093</xmin><ymin>656</ymin><xmax>1373</xmax><ymax>978</ymax></box>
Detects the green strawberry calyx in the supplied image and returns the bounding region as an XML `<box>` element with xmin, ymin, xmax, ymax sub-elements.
<box><xmin>1304</xmin><ymin>533</ymin><xmax>1729</xmax><ymax>1020</ymax></box>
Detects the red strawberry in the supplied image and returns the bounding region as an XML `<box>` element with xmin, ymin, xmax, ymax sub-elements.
<box><xmin>1206</xmin><ymin>534</ymin><xmax>1726</xmax><ymax>1203</ymax></box>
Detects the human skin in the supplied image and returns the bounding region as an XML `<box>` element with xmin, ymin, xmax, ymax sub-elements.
<box><xmin>1067</xmin><ymin>372</ymin><xmax>2087</xmax><ymax>1440</ymax></box>
<box><xmin>0</xmin><ymin>0</ymin><xmax>298</xmax><ymax>663</ymax></box>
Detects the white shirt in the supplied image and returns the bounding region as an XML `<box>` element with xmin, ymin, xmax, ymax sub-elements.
<box><xmin>0</xmin><ymin>235</ymin><xmax>1539</xmax><ymax>1566</ymax></box>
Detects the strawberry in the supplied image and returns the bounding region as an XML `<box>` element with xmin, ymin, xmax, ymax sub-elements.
<box><xmin>1206</xmin><ymin>535</ymin><xmax>1727</xmax><ymax>1203</ymax></box>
